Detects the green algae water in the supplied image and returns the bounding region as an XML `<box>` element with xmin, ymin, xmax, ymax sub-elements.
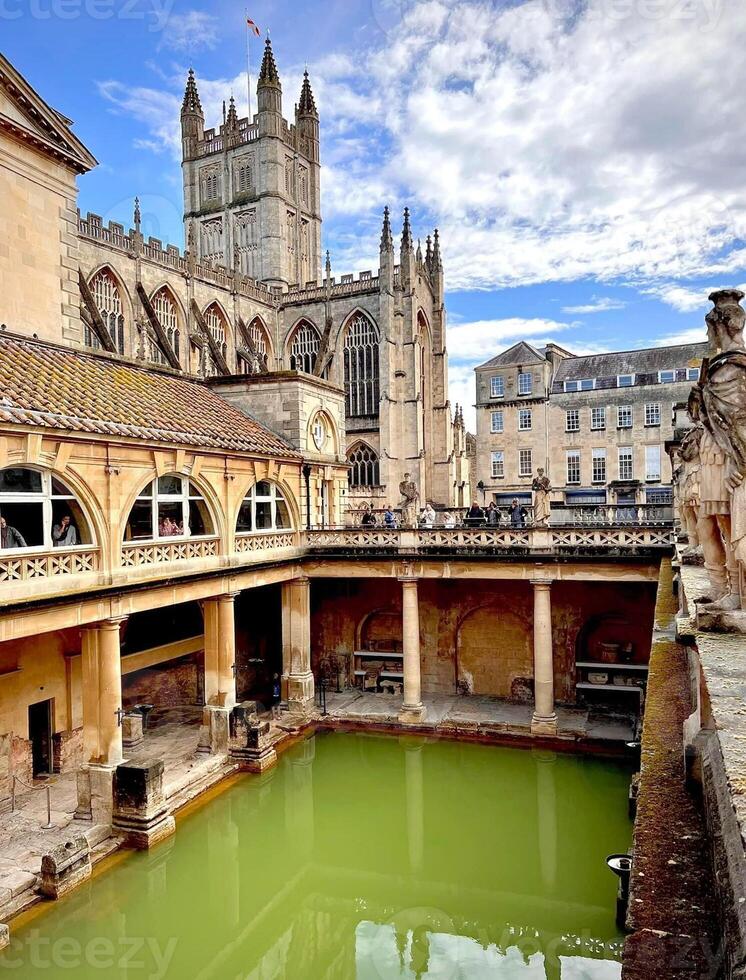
<box><xmin>3</xmin><ymin>733</ymin><xmax>632</xmax><ymax>978</ymax></box>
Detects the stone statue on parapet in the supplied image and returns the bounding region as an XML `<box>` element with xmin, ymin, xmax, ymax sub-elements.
<box><xmin>678</xmin><ymin>424</ymin><xmax>704</xmax><ymax>563</ymax></box>
<box><xmin>694</xmin><ymin>289</ymin><xmax>746</xmax><ymax>611</ymax></box>
<box><xmin>399</xmin><ymin>473</ymin><xmax>419</xmax><ymax>527</ymax></box>
<box><xmin>531</xmin><ymin>468</ymin><xmax>551</xmax><ymax>526</ymax></box>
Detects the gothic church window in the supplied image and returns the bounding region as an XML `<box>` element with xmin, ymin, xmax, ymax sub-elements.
<box><xmin>235</xmin><ymin>156</ymin><xmax>254</xmax><ymax>193</ymax></box>
<box><xmin>234</xmin><ymin>210</ymin><xmax>258</xmax><ymax>277</ymax></box>
<box><xmin>289</xmin><ymin>320</ymin><xmax>319</xmax><ymax>374</ymax></box>
<box><xmin>285</xmin><ymin>157</ymin><xmax>293</xmax><ymax>196</ymax></box>
<box><xmin>240</xmin><ymin>317</ymin><xmax>269</xmax><ymax>374</ymax></box>
<box><xmin>201</xmin><ymin>169</ymin><xmax>221</xmax><ymax>204</ymax></box>
<box><xmin>200</xmin><ymin>218</ymin><xmax>224</xmax><ymax>264</ymax></box>
<box><xmin>347</xmin><ymin>445</ymin><xmax>380</xmax><ymax>488</ymax></box>
<box><xmin>203</xmin><ymin>303</ymin><xmax>229</xmax><ymax>377</ymax></box>
<box><xmin>87</xmin><ymin>269</ymin><xmax>125</xmax><ymax>354</ymax></box>
<box><xmin>299</xmin><ymin>166</ymin><xmax>308</xmax><ymax>205</ymax></box>
<box><xmin>148</xmin><ymin>288</ymin><xmax>180</xmax><ymax>364</ymax></box>
<box><xmin>343</xmin><ymin>313</ymin><xmax>380</xmax><ymax>418</ymax></box>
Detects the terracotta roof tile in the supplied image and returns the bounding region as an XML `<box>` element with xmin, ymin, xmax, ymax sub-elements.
<box><xmin>0</xmin><ymin>334</ymin><xmax>299</xmax><ymax>458</ymax></box>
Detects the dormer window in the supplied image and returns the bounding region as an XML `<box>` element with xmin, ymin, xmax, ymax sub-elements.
<box><xmin>658</xmin><ymin>370</ymin><xmax>675</xmax><ymax>384</ymax></box>
<box><xmin>617</xmin><ymin>374</ymin><xmax>634</xmax><ymax>387</ymax></box>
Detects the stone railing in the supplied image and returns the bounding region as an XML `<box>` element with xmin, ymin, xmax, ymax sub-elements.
<box><xmin>234</xmin><ymin>531</ymin><xmax>298</xmax><ymax>554</ymax></box>
<box><xmin>283</xmin><ymin>274</ymin><xmax>380</xmax><ymax>305</ymax></box>
<box><xmin>305</xmin><ymin>524</ymin><xmax>673</xmax><ymax>554</ymax></box>
<box><xmin>0</xmin><ymin>547</ymin><xmax>100</xmax><ymax>582</ymax></box>
<box><xmin>121</xmin><ymin>537</ymin><xmax>220</xmax><ymax>568</ymax></box>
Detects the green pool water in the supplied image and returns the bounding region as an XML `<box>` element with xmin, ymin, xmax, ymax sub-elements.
<box><xmin>3</xmin><ymin>732</ymin><xmax>632</xmax><ymax>978</ymax></box>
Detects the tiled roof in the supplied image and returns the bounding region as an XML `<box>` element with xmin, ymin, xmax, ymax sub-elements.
<box><xmin>553</xmin><ymin>342</ymin><xmax>708</xmax><ymax>385</ymax></box>
<box><xmin>476</xmin><ymin>342</ymin><xmax>546</xmax><ymax>370</ymax></box>
<box><xmin>0</xmin><ymin>333</ymin><xmax>299</xmax><ymax>457</ymax></box>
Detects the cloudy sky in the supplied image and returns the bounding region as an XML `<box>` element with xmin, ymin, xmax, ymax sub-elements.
<box><xmin>5</xmin><ymin>0</ymin><xmax>744</xmax><ymax>427</ymax></box>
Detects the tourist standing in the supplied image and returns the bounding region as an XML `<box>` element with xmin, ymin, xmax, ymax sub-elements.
<box><xmin>508</xmin><ymin>498</ymin><xmax>527</xmax><ymax>527</ymax></box>
<box><xmin>361</xmin><ymin>504</ymin><xmax>376</xmax><ymax>526</ymax></box>
<box><xmin>384</xmin><ymin>505</ymin><xmax>397</xmax><ymax>528</ymax></box>
<box><xmin>0</xmin><ymin>516</ymin><xmax>26</xmax><ymax>549</ymax></box>
<box><xmin>465</xmin><ymin>501</ymin><xmax>485</xmax><ymax>527</ymax></box>
<box><xmin>52</xmin><ymin>514</ymin><xmax>78</xmax><ymax>547</ymax></box>
<box><xmin>486</xmin><ymin>502</ymin><xmax>500</xmax><ymax>526</ymax></box>
<box><xmin>420</xmin><ymin>503</ymin><xmax>436</xmax><ymax>527</ymax></box>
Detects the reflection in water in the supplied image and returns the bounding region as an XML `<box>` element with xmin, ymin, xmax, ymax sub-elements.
<box><xmin>3</xmin><ymin>733</ymin><xmax>630</xmax><ymax>979</ymax></box>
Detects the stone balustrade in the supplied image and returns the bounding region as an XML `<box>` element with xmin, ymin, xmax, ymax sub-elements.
<box><xmin>0</xmin><ymin>546</ymin><xmax>99</xmax><ymax>583</ymax></box>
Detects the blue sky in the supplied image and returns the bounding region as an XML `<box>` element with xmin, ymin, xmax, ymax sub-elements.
<box><xmin>4</xmin><ymin>0</ymin><xmax>744</xmax><ymax>427</ymax></box>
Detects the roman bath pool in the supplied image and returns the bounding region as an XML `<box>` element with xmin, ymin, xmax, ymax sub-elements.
<box><xmin>2</xmin><ymin>732</ymin><xmax>632</xmax><ymax>978</ymax></box>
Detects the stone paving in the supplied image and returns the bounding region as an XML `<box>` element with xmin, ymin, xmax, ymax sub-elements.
<box><xmin>321</xmin><ymin>691</ymin><xmax>637</xmax><ymax>743</ymax></box>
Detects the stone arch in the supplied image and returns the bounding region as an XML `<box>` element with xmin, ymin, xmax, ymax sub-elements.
<box><xmin>286</xmin><ymin>317</ymin><xmax>321</xmax><ymax>373</ymax></box>
<box><xmin>574</xmin><ymin>611</ymin><xmax>638</xmax><ymax>664</ymax></box>
<box><xmin>307</xmin><ymin>408</ymin><xmax>340</xmax><ymax>457</ymax></box>
<box><xmin>240</xmin><ymin>314</ymin><xmax>274</xmax><ymax>373</ymax></box>
<box><xmin>121</xmin><ymin>470</ymin><xmax>225</xmax><ymax>547</ymax></box>
<box><xmin>455</xmin><ymin>604</ymin><xmax>532</xmax><ymax>699</ymax></box>
<box><xmin>357</xmin><ymin>607</ymin><xmax>403</xmax><ymax>653</ymax></box>
<box><xmin>202</xmin><ymin>300</ymin><xmax>231</xmax><ymax>376</ymax></box>
<box><xmin>85</xmin><ymin>264</ymin><xmax>133</xmax><ymax>355</ymax></box>
<box><xmin>340</xmin><ymin>309</ymin><xmax>381</xmax><ymax>418</ymax></box>
<box><xmin>231</xmin><ymin>476</ymin><xmax>301</xmax><ymax>534</ymax></box>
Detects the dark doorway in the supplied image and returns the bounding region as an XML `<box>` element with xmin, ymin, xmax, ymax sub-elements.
<box><xmin>28</xmin><ymin>699</ymin><xmax>53</xmax><ymax>777</ymax></box>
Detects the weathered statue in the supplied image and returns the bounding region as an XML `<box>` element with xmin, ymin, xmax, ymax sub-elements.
<box><xmin>399</xmin><ymin>473</ymin><xmax>419</xmax><ymax>527</ymax></box>
<box><xmin>695</xmin><ymin>288</ymin><xmax>746</xmax><ymax>609</ymax></box>
<box><xmin>678</xmin><ymin>424</ymin><xmax>703</xmax><ymax>561</ymax></box>
<box><xmin>531</xmin><ymin>468</ymin><xmax>551</xmax><ymax>526</ymax></box>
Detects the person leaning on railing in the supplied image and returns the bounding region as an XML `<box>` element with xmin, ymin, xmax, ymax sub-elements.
<box><xmin>464</xmin><ymin>501</ymin><xmax>486</xmax><ymax>527</ymax></box>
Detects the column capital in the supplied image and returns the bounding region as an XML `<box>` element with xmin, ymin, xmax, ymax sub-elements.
<box><xmin>398</xmin><ymin>576</ymin><xmax>419</xmax><ymax>586</ymax></box>
<box><xmin>84</xmin><ymin>616</ymin><xmax>128</xmax><ymax>633</ymax></box>
<box><xmin>529</xmin><ymin>578</ymin><xmax>553</xmax><ymax>588</ymax></box>
<box><xmin>218</xmin><ymin>591</ymin><xmax>241</xmax><ymax>602</ymax></box>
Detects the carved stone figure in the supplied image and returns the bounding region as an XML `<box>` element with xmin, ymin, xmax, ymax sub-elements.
<box><xmin>696</xmin><ymin>289</ymin><xmax>746</xmax><ymax>609</ymax></box>
<box><xmin>399</xmin><ymin>473</ymin><xmax>419</xmax><ymax>527</ymax></box>
<box><xmin>531</xmin><ymin>468</ymin><xmax>551</xmax><ymax>526</ymax></box>
<box><xmin>678</xmin><ymin>424</ymin><xmax>703</xmax><ymax>561</ymax></box>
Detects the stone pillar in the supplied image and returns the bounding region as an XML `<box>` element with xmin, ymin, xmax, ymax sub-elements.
<box><xmin>399</xmin><ymin>577</ymin><xmax>426</xmax><ymax>723</ymax></box>
<box><xmin>112</xmin><ymin>761</ymin><xmax>175</xmax><ymax>849</ymax></box>
<box><xmin>281</xmin><ymin>577</ymin><xmax>314</xmax><ymax>711</ymax></box>
<box><xmin>76</xmin><ymin>617</ymin><xmax>126</xmax><ymax>823</ymax></box>
<box><xmin>203</xmin><ymin>593</ymin><xmax>238</xmax><ymax>708</ymax></box>
<box><xmin>531</xmin><ymin>580</ymin><xmax>557</xmax><ymax>736</ymax></box>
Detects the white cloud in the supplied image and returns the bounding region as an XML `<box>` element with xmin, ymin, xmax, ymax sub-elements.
<box><xmin>562</xmin><ymin>296</ymin><xmax>626</xmax><ymax>314</ymax></box>
<box><xmin>158</xmin><ymin>11</ymin><xmax>220</xmax><ymax>52</ymax></box>
<box><xmin>645</xmin><ymin>282</ymin><xmax>746</xmax><ymax>313</ymax></box>
<box><xmin>446</xmin><ymin>317</ymin><xmax>574</xmax><ymax>364</ymax></box>
<box><xmin>653</xmin><ymin>327</ymin><xmax>707</xmax><ymax>347</ymax></box>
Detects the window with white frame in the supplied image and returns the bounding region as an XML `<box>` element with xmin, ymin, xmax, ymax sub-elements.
<box><xmin>491</xmin><ymin>451</ymin><xmax>504</xmax><ymax>479</ymax></box>
<box><xmin>490</xmin><ymin>411</ymin><xmax>504</xmax><ymax>433</ymax></box>
<box><xmin>645</xmin><ymin>445</ymin><xmax>661</xmax><ymax>481</ymax></box>
<box><xmin>617</xmin><ymin>405</ymin><xmax>633</xmax><ymax>428</ymax></box>
<box><xmin>518</xmin><ymin>449</ymin><xmax>532</xmax><ymax>477</ymax></box>
<box><xmin>566</xmin><ymin>451</ymin><xmax>580</xmax><ymax>484</ymax></box>
<box><xmin>592</xmin><ymin>448</ymin><xmax>607</xmax><ymax>483</ymax></box>
<box><xmin>566</xmin><ymin>409</ymin><xmax>579</xmax><ymax>432</ymax></box>
<box><xmin>564</xmin><ymin>378</ymin><xmax>595</xmax><ymax>392</ymax></box>
<box><xmin>490</xmin><ymin>376</ymin><xmax>504</xmax><ymax>398</ymax></box>
<box><xmin>617</xmin><ymin>374</ymin><xmax>634</xmax><ymax>387</ymax></box>
<box><xmin>687</xmin><ymin>367</ymin><xmax>700</xmax><ymax>381</ymax></box>
<box><xmin>518</xmin><ymin>409</ymin><xmax>532</xmax><ymax>431</ymax></box>
<box><xmin>0</xmin><ymin>468</ymin><xmax>92</xmax><ymax>552</ymax></box>
<box><xmin>518</xmin><ymin>372</ymin><xmax>532</xmax><ymax>395</ymax></box>
<box><xmin>618</xmin><ymin>447</ymin><xmax>633</xmax><ymax>481</ymax></box>
<box><xmin>236</xmin><ymin>481</ymin><xmax>292</xmax><ymax>532</ymax></box>
<box><xmin>125</xmin><ymin>476</ymin><xmax>213</xmax><ymax>542</ymax></box>
<box><xmin>658</xmin><ymin>370</ymin><xmax>675</xmax><ymax>384</ymax></box>
<box><xmin>645</xmin><ymin>402</ymin><xmax>661</xmax><ymax>426</ymax></box>
<box><xmin>591</xmin><ymin>407</ymin><xmax>606</xmax><ymax>430</ymax></box>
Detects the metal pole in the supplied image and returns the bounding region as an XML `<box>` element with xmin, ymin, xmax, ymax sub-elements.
<box><xmin>11</xmin><ymin>776</ymin><xmax>15</xmax><ymax>813</ymax></box>
<box><xmin>42</xmin><ymin>785</ymin><xmax>53</xmax><ymax>830</ymax></box>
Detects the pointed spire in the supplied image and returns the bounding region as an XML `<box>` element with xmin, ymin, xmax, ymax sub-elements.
<box><xmin>416</xmin><ymin>238</ymin><xmax>423</xmax><ymax>263</ymax></box>
<box><xmin>226</xmin><ymin>95</ymin><xmax>238</xmax><ymax>131</ymax></box>
<box><xmin>325</xmin><ymin>250</ymin><xmax>332</xmax><ymax>280</ymax></box>
<box><xmin>380</xmin><ymin>206</ymin><xmax>394</xmax><ymax>252</ymax></box>
<box><xmin>182</xmin><ymin>68</ymin><xmax>203</xmax><ymax>114</ymax></box>
<box><xmin>425</xmin><ymin>234</ymin><xmax>433</xmax><ymax>269</ymax></box>
<box><xmin>259</xmin><ymin>37</ymin><xmax>281</xmax><ymax>86</ymax></box>
<box><xmin>133</xmin><ymin>197</ymin><xmax>141</xmax><ymax>234</ymax></box>
<box><xmin>432</xmin><ymin>228</ymin><xmax>442</xmax><ymax>268</ymax></box>
<box><xmin>401</xmin><ymin>207</ymin><xmax>413</xmax><ymax>252</ymax></box>
<box><xmin>298</xmin><ymin>70</ymin><xmax>317</xmax><ymax>116</ymax></box>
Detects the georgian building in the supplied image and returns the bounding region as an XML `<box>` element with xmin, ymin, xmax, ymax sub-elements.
<box><xmin>475</xmin><ymin>340</ymin><xmax>707</xmax><ymax>509</ymax></box>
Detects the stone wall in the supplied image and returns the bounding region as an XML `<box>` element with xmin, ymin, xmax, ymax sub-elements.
<box><xmin>122</xmin><ymin>655</ymin><xmax>203</xmax><ymax>711</ymax></box>
<box><xmin>311</xmin><ymin>577</ymin><xmax>657</xmax><ymax>702</ymax></box>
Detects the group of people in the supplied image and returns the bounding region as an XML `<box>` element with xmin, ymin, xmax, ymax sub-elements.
<box><xmin>359</xmin><ymin>498</ymin><xmax>530</xmax><ymax>528</ymax></box>
<box><xmin>158</xmin><ymin>516</ymin><xmax>188</xmax><ymax>537</ymax></box>
<box><xmin>0</xmin><ymin>513</ymin><xmax>78</xmax><ymax>550</ymax></box>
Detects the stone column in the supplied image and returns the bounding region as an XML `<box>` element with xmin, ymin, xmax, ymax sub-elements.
<box><xmin>399</xmin><ymin>577</ymin><xmax>426</xmax><ymax>723</ymax></box>
<box><xmin>76</xmin><ymin>617</ymin><xmax>126</xmax><ymax>823</ymax></box>
<box><xmin>203</xmin><ymin>593</ymin><xmax>238</xmax><ymax>709</ymax></box>
<box><xmin>531</xmin><ymin>579</ymin><xmax>557</xmax><ymax>736</ymax></box>
<box><xmin>402</xmin><ymin>737</ymin><xmax>425</xmax><ymax>873</ymax></box>
<box><xmin>282</xmin><ymin>577</ymin><xmax>314</xmax><ymax>711</ymax></box>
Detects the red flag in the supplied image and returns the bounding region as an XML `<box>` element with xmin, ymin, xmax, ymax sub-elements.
<box><xmin>246</xmin><ymin>17</ymin><xmax>260</xmax><ymax>36</ymax></box>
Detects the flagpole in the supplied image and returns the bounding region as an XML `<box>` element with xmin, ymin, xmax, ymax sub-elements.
<box><xmin>245</xmin><ymin>10</ymin><xmax>252</xmax><ymax>122</ymax></box>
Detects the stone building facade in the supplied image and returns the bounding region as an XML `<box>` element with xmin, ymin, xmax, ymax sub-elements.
<box><xmin>475</xmin><ymin>340</ymin><xmax>707</xmax><ymax>509</ymax></box>
<box><xmin>0</xmin><ymin>46</ymin><xmax>470</xmax><ymax>513</ymax></box>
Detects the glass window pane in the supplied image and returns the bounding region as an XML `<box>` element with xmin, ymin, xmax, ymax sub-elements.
<box><xmin>0</xmin><ymin>502</ymin><xmax>43</xmax><ymax>548</ymax></box>
<box><xmin>51</xmin><ymin>477</ymin><xmax>74</xmax><ymax>497</ymax></box>
<box><xmin>125</xmin><ymin>499</ymin><xmax>153</xmax><ymax>540</ymax></box>
<box><xmin>255</xmin><ymin>481</ymin><xmax>271</xmax><ymax>497</ymax></box>
<box><xmin>157</xmin><ymin>475</ymin><xmax>183</xmax><ymax>496</ymax></box>
<box><xmin>157</xmin><ymin>502</ymin><xmax>184</xmax><ymax>536</ymax></box>
<box><xmin>0</xmin><ymin>468</ymin><xmax>42</xmax><ymax>494</ymax></box>
<box><xmin>236</xmin><ymin>500</ymin><xmax>253</xmax><ymax>533</ymax></box>
<box><xmin>188</xmin><ymin>499</ymin><xmax>211</xmax><ymax>536</ymax></box>
<box><xmin>255</xmin><ymin>500</ymin><xmax>273</xmax><ymax>529</ymax></box>
<box><xmin>276</xmin><ymin>497</ymin><xmax>291</xmax><ymax>529</ymax></box>
<box><xmin>51</xmin><ymin>500</ymin><xmax>87</xmax><ymax>547</ymax></box>
<box><xmin>188</xmin><ymin>481</ymin><xmax>204</xmax><ymax>499</ymax></box>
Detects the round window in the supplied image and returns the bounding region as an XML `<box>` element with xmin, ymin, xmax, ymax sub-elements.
<box><xmin>312</xmin><ymin>415</ymin><xmax>328</xmax><ymax>452</ymax></box>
